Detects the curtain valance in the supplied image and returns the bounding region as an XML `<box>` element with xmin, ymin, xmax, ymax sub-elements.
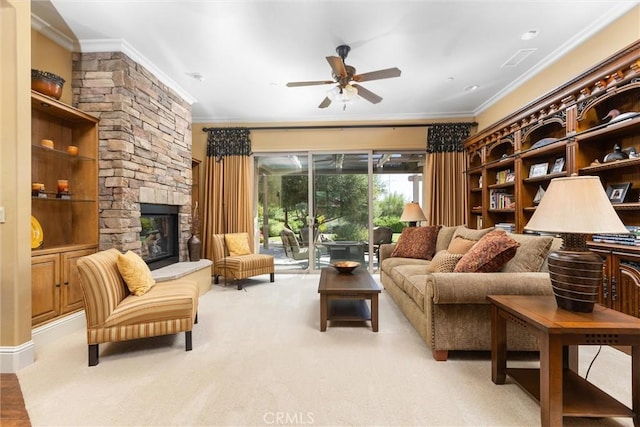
<box><xmin>203</xmin><ymin>127</ymin><xmax>252</xmax><ymax>159</ymax></box>
<box><xmin>427</xmin><ymin>122</ymin><xmax>476</xmax><ymax>153</ymax></box>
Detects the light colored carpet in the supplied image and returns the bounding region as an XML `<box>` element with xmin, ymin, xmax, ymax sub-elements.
<box><xmin>18</xmin><ymin>273</ymin><xmax>634</xmax><ymax>426</ymax></box>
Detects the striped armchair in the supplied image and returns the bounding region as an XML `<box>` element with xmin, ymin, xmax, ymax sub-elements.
<box><xmin>211</xmin><ymin>233</ymin><xmax>275</xmax><ymax>290</ymax></box>
<box><xmin>76</xmin><ymin>248</ymin><xmax>199</xmax><ymax>366</ymax></box>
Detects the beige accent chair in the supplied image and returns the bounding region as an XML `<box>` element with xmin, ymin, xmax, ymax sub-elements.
<box><xmin>76</xmin><ymin>248</ymin><xmax>199</xmax><ymax>366</ymax></box>
<box><xmin>280</xmin><ymin>228</ymin><xmax>310</xmax><ymax>261</ymax></box>
<box><xmin>211</xmin><ymin>233</ymin><xmax>275</xmax><ymax>290</ymax></box>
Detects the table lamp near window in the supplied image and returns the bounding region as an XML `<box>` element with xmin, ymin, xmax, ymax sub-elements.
<box><xmin>400</xmin><ymin>202</ymin><xmax>426</xmax><ymax>227</ymax></box>
<box><xmin>524</xmin><ymin>175</ymin><xmax>629</xmax><ymax>313</ymax></box>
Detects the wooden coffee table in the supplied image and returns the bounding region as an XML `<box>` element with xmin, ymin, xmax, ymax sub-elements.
<box><xmin>318</xmin><ymin>267</ymin><xmax>381</xmax><ymax>332</ymax></box>
<box><xmin>488</xmin><ymin>295</ymin><xmax>640</xmax><ymax>427</ymax></box>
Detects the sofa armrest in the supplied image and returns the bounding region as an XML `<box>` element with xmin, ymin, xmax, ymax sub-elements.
<box><xmin>426</xmin><ymin>272</ymin><xmax>553</xmax><ymax>305</ymax></box>
<box><xmin>379</xmin><ymin>243</ymin><xmax>396</xmax><ymax>263</ymax></box>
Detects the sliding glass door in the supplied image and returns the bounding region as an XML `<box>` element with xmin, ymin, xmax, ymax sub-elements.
<box><xmin>311</xmin><ymin>153</ymin><xmax>371</xmax><ymax>271</ymax></box>
<box><xmin>256</xmin><ymin>154</ymin><xmax>311</xmax><ymax>272</ymax></box>
<box><xmin>256</xmin><ymin>151</ymin><xmax>425</xmax><ymax>273</ymax></box>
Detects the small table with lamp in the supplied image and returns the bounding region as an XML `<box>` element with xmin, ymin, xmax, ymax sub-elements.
<box><xmin>488</xmin><ymin>294</ymin><xmax>640</xmax><ymax>427</ymax></box>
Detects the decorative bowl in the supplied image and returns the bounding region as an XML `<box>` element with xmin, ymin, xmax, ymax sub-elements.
<box><xmin>332</xmin><ymin>260</ymin><xmax>360</xmax><ymax>274</ymax></box>
<box><xmin>31</xmin><ymin>69</ymin><xmax>65</xmax><ymax>100</ymax></box>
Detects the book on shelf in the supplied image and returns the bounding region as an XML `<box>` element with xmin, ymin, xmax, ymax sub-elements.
<box><xmin>495</xmin><ymin>169</ymin><xmax>511</xmax><ymax>184</ymax></box>
<box><xmin>591</xmin><ymin>226</ymin><xmax>640</xmax><ymax>247</ymax></box>
<box><xmin>489</xmin><ymin>189</ymin><xmax>515</xmax><ymax>209</ymax></box>
<box><xmin>495</xmin><ymin>222</ymin><xmax>515</xmax><ymax>232</ymax></box>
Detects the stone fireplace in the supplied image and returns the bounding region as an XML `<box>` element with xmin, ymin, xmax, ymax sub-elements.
<box><xmin>72</xmin><ymin>51</ymin><xmax>193</xmax><ymax>262</ymax></box>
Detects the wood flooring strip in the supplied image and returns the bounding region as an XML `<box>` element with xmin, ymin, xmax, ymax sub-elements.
<box><xmin>1</xmin><ymin>374</ymin><xmax>31</xmax><ymax>426</ymax></box>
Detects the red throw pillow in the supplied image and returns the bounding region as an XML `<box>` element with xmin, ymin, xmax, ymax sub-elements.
<box><xmin>453</xmin><ymin>229</ymin><xmax>520</xmax><ymax>273</ymax></box>
<box><xmin>391</xmin><ymin>225</ymin><xmax>442</xmax><ymax>260</ymax></box>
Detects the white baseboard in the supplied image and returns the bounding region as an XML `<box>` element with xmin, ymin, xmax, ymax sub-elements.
<box><xmin>32</xmin><ymin>311</ymin><xmax>86</xmax><ymax>348</ymax></box>
<box><xmin>0</xmin><ymin>340</ymin><xmax>34</xmax><ymax>373</ymax></box>
<box><xmin>0</xmin><ymin>311</ymin><xmax>85</xmax><ymax>373</ymax></box>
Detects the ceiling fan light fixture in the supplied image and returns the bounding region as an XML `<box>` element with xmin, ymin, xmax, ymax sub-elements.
<box><xmin>341</xmin><ymin>84</ymin><xmax>358</xmax><ymax>103</ymax></box>
<box><xmin>327</xmin><ymin>86</ymin><xmax>341</xmax><ymax>100</ymax></box>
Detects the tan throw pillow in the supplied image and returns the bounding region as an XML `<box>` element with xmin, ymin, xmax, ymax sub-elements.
<box><xmin>454</xmin><ymin>230</ymin><xmax>520</xmax><ymax>273</ymax></box>
<box><xmin>391</xmin><ymin>225</ymin><xmax>442</xmax><ymax>260</ymax></box>
<box><xmin>117</xmin><ymin>251</ymin><xmax>156</xmax><ymax>296</ymax></box>
<box><xmin>225</xmin><ymin>233</ymin><xmax>251</xmax><ymax>256</ymax></box>
<box><xmin>451</xmin><ymin>226</ymin><xmax>494</xmax><ymax>242</ymax></box>
<box><xmin>447</xmin><ymin>236</ymin><xmax>477</xmax><ymax>254</ymax></box>
<box><xmin>501</xmin><ymin>233</ymin><xmax>554</xmax><ymax>273</ymax></box>
<box><xmin>427</xmin><ymin>250</ymin><xmax>464</xmax><ymax>273</ymax></box>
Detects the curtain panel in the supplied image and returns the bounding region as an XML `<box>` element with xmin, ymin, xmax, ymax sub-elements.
<box><xmin>425</xmin><ymin>122</ymin><xmax>475</xmax><ymax>226</ymax></box>
<box><xmin>202</xmin><ymin>128</ymin><xmax>255</xmax><ymax>262</ymax></box>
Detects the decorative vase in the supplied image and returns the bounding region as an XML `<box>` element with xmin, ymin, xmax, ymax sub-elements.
<box><xmin>187</xmin><ymin>234</ymin><xmax>201</xmax><ymax>262</ymax></box>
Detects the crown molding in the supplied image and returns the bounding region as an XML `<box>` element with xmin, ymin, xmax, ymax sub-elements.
<box><xmin>78</xmin><ymin>38</ymin><xmax>197</xmax><ymax>105</ymax></box>
<box><xmin>192</xmin><ymin>110</ymin><xmax>474</xmax><ymax>124</ymax></box>
<box><xmin>31</xmin><ymin>13</ymin><xmax>76</xmax><ymax>52</ymax></box>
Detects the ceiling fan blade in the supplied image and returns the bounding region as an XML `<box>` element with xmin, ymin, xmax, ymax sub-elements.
<box><xmin>286</xmin><ymin>80</ymin><xmax>334</xmax><ymax>87</ymax></box>
<box><xmin>318</xmin><ymin>97</ymin><xmax>332</xmax><ymax>109</ymax></box>
<box><xmin>353</xmin><ymin>67</ymin><xmax>401</xmax><ymax>82</ymax></box>
<box><xmin>326</xmin><ymin>56</ymin><xmax>347</xmax><ymax>78</ymax></box>
<box><xmin>352</xmin><ymin>84</ymin><xmax>382</xmax><ymax>104</ymax></box>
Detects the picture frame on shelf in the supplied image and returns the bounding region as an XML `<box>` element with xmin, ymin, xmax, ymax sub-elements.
<box><xmin>506</xmin><ymin>172</ymin><xmax>515</xmax><ymax>182</ymax></box>
<box><xmin>529</xmin><ymin>162</ymin><xmax>549</xmax><ymax>178</ymax></box>
<box><xmin>606</xmin><ymin>182</ymin><xmax>631</xmax><ymax>204</ymax></box>
<box><xmin>551</xmin><ymin>157</ymin><xmax>565</xmax><ymax>173</ymax></box>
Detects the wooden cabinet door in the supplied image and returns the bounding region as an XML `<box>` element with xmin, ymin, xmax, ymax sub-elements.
<box><xmin>614</xmin><ymin>252</ymin><xmax>640</xmax><ymax>319</ymax></box>
<box><xmin>31</xmin><ymin>253</ymin><xmax>61</xmax><ymax>326</ymax></box>
<box><xmin>60</xmin><ymin>248</ymin><xmax>94</xmax><ymax>314</ymax></box>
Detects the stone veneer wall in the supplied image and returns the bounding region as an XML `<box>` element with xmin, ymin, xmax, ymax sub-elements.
<box><xmin>72</xmin><ymin>52</ymin><xmax>193</xmax><ymax>259</ymax></box>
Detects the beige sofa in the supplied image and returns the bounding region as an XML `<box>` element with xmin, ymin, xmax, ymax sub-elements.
<box><xmin>379</xmin><ymin>225</ymin><xmax>560</xmax><ymax>361</ymax></box>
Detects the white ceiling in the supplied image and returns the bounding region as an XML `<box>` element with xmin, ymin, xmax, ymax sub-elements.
<box><xmin>32</xmin><ymin>0</ymin><xmax>638</xmax><ymax>124</ymax></box>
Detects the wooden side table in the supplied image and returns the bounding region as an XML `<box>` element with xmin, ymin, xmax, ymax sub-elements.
<box><xmin>488</xmin><ymin>295</ymin><xmax>640</xmax><ymax>427</ymax></box>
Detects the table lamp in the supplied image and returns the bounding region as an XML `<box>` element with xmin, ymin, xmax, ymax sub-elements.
<box><xmin>400</xmin><ymin>202</ymin><xmax>426</xmax><ymax>227</ymax></box>
<box><xmin>524</xmin><ymin>175</ymin><xmax>628</xmax><ymax>312</ymax></box>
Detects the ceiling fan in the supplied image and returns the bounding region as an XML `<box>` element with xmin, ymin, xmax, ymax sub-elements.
<box><xmin>286</xmin><ymin>45</ymin><xmax>401</xmax><ymax>109</ymax></box>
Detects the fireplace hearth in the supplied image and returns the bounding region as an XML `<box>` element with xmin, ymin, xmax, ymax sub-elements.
<box><xmin>140</xmin><ymin>203</ymin><xmax>179</xmax><ymax>270</ymax></box>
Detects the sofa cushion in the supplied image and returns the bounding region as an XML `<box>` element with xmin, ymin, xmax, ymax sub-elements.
<box><xmin>402</xmin><ymin>274</ymin><xmax>429</xmax><ymax>311</ymax></box>
<box><xmin>435</xmin><ymin>225</ymin><xmax>460</xmax><ymax>253</ymax></box>
<box><xmin>388</xmin><ymin>264</ymin><xmax>429</xmax><ymax>311</ymax></box>
<box><xmin>454</xmin><ymin>230</ymin><xmax>520</xmax><ymax>273</ymax></box>
<box><xmin>225</xmin><ymin>233</ymin><xmax>251</xmax><ymax>256</ymax></box>
<box><xmin>451</xmin><ymin>226</ymin><xmax>494</xmax><ymax>242</ymax></box>
<box><xmin>447</xmin><ymin>237</ymin><xmax>477</xmax><ymax>254</ymax></box>
<box><xmin>427</xmin><ymin>250</ymin><xmax>464</xmax><ymax>273</ymax></box>
<box><xmin>391</xmin><ymin>225</ymin><xmax>441</xmax><ymax>260</ymax></box>
<box><xmin>381</xmin><ymin>256</ymin><xmax>430</xmax><ymax>277</ymax></box>
<box><xmin>117</xmin><ymin>250</ymin><xmax>156</xmax><ymax>296</ymax></box>
<box><xmin>502</xmin><ymin>233</ymin><xmax>554</xmax><ymax>273</ymax></box>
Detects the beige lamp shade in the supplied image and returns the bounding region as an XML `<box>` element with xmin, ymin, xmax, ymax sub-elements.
<box><xmin>525</xmin><ymin>176</ymin><xmax>628</xmax><ymax>234</ymax></box>
<box><xmin>400</xmin><ymin>202</ymin><xmax>426</xmax><ymax>224</ymax></box>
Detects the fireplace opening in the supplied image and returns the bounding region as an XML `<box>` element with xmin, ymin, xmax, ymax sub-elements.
<box><xmin>140</xmin><ymin>203</ymin><xmax>179</xmax><ymax>270</ymax></box>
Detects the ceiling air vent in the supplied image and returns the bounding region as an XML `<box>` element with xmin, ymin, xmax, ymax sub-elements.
<box><xmin>500</xmin><ymin>48</ymin><xmax>537</xmax><ymax>68</ymax></box>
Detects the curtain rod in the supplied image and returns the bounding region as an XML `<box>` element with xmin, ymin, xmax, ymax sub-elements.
<box><xmin>203</xmin><ymin>123</ymin><xmax>472</xmax><ymax>132</ymax></box>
